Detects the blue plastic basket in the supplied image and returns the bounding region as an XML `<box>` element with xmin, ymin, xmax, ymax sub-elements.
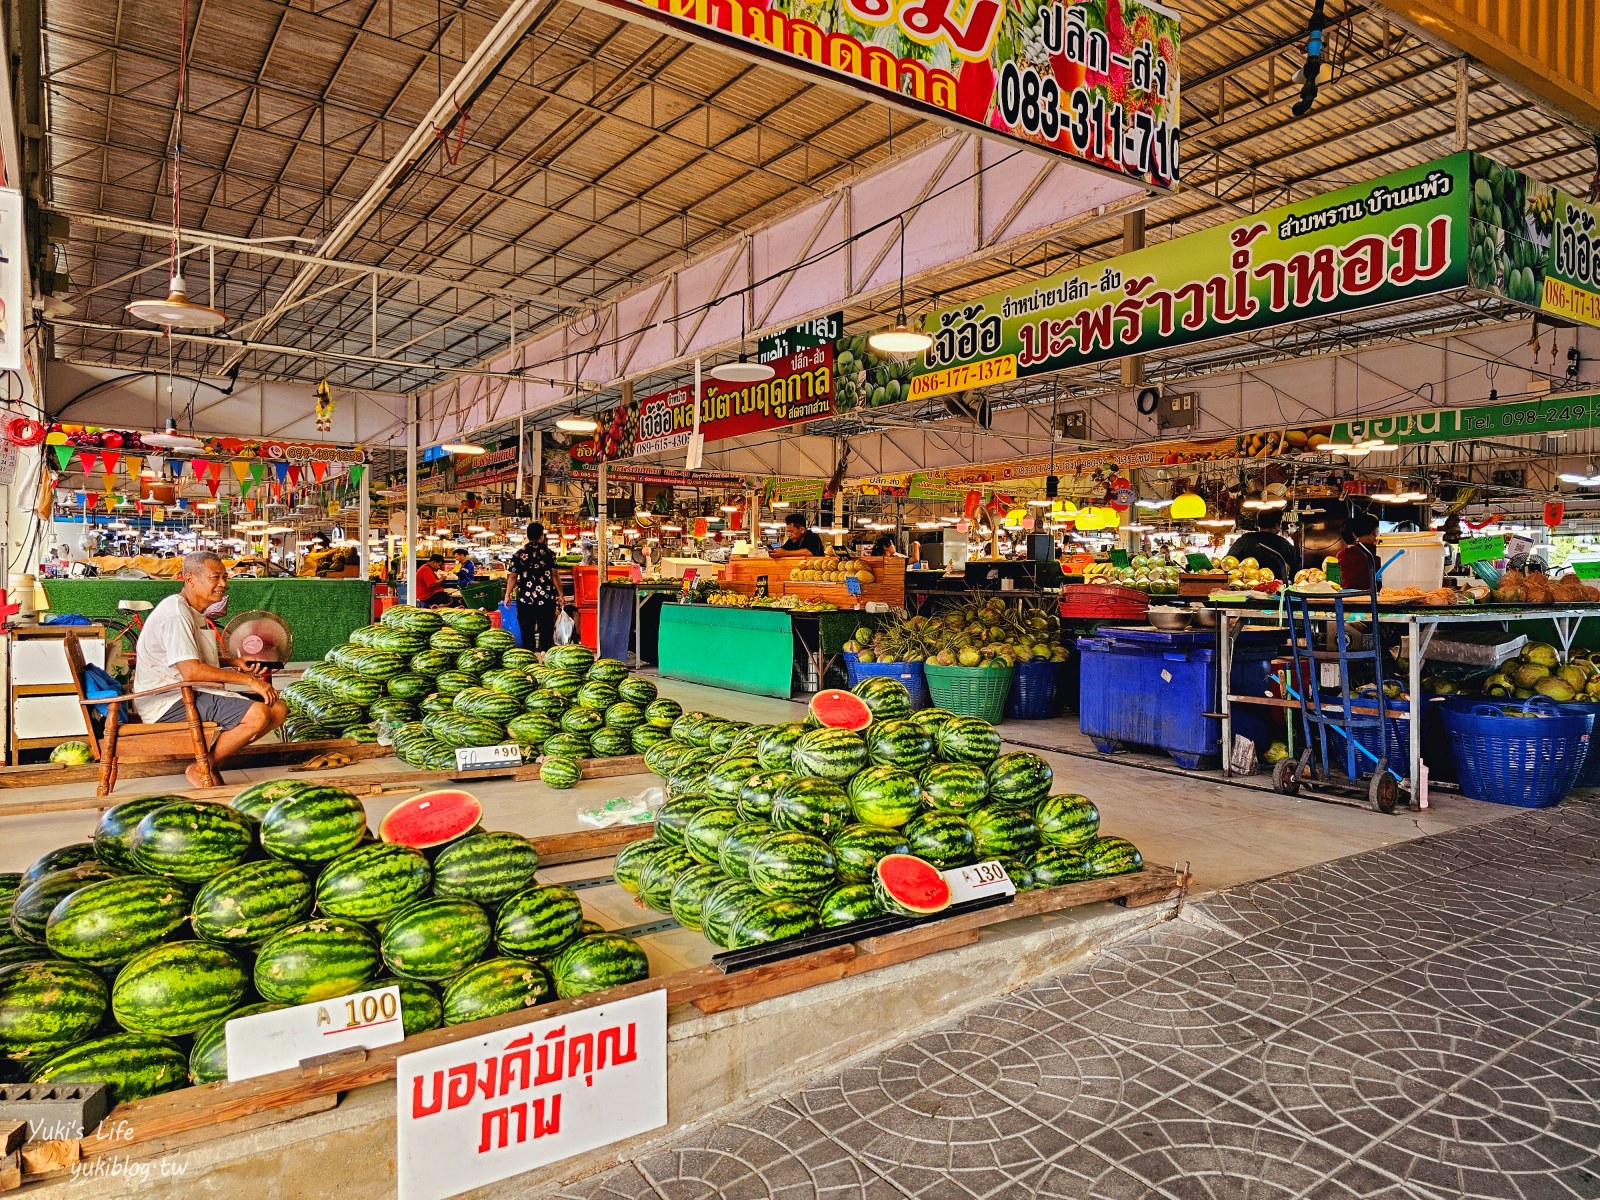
<box><xmin>1440</xmin><ymin>697</ymin><xmax>1592</xmax><ymax>808</ymax></box>
<box><xmin>843</xmin><ymin>655</ymin><xmax>930</xmax><ymax>711</ymax></box>
<box><xmin>1561</xmin><ymin>700</ymin><xmax>1600</xmax><ymax>788</ymax></box>
<box><xmin>1006</xmin><ymin>659</ymin><xmax>1060</xmax><ymax>720</ymax></box>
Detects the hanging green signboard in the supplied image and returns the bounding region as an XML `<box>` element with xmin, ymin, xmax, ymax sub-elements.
<box><xmin>1327</xmin><ymin>392</ymin><xmax>1600</xmax><ymax>447</ymax></box>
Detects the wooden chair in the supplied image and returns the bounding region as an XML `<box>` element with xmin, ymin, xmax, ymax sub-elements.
<box><xmin>62</xmin><ymin>631</ymin><xmax>222</xmax><ymax>796</ymax></box>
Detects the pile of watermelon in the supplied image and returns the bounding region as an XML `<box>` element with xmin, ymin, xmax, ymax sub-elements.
<box><xmin>283</xmin><ymin>606</ymin><xmax>666</xmax><ymax>781</ymax></box>
<box><xmin>0</xmin><ymin>782</ymin><xmax>649</xmax><ymax>1105</ymax></box>
<box><xmin>613</xmin><ymin>677</ymin><xmax>1144</xmax><ymax>950</ymax></box>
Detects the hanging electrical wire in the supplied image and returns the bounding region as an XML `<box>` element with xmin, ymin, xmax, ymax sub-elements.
<box><xmin>1291</xmin><ymin>0</ymin><xmax>1328</xmax><ymax>119</ymax></box>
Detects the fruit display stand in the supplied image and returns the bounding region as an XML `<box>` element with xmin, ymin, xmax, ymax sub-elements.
<box><xmin>722</xmin><ymin>555</ymin><xmax>905</xmax><ymax>607</ymax></box>
<box><xmin>1214</xmin><ymin>599</ymin><xmax>1600</xmax><ymax>800</ymax></box>
<box><xmin>41</xmin><ymin>578</ymin><xmax>375</xmax><ymax>664</ymax></box>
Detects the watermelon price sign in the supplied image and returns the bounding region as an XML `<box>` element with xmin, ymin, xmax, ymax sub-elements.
<box><xmin>1458</xmin><ymin>535</ymin><xmax>1505</xmax><ymax>565</ymax></box>
<box><xmin>1572</xmin><ymin>561</ymin><xmax>1600</xmax><ymax>580</ymax></box>
<box><xmin>397</xmin><ymin>989</ymin><xmax>667</xmax><ymax>1200</ymax></box>
<box><xmin>226</xmin><ymin>985</ymin><xmax>403</xmax><ymax>1082</ymax></box>
<box><xmin>455</xmin><ymin>744</ymin><xmax>523</xmax><ymax>773</ymax></box>
<box><xmin>944</xmin><ymin>860</ymin><xmax>1016</xmax><ymax>904</ymax></box>
<box><xmin>1109</xmin><ymin>549</ymin><xmax>1130</xmax><ymax>568</ymax></box>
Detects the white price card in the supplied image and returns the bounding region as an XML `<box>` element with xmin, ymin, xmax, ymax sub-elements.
<box><xmin>943</xmin><ymin>860</ymin><xmax>1017</xmax><ymax>905</ymax></box>
<box><xmin>226</xmin><ymin>985</ymin><xmax>404</xmax><ymax>1082</ymax></box>
<box><xmin>455</xmin><ymin>743</ymin><xmax>523</xmax><ymax>772</ymax></box>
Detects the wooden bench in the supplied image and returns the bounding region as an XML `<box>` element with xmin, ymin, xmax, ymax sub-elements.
<box><xmin>62</xmin><ymin>631</ymin><xmax>222</xmax><ymax>796</ymax></box>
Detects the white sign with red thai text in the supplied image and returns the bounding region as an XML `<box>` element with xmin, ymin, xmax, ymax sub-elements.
<box><xmin>396</xmin><ymin>989</ymin><xmax>668</xmax><ymax>1200</ymax></box>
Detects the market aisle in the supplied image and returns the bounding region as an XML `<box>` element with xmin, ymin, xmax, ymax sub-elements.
<box><xmin>535</xmin><ymin>796</ymin><xmax>1600</xmax><ymax>1200</ymax></box>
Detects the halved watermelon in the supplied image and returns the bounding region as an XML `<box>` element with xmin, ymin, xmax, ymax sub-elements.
<box><xmin>378</xmin><ymin>790</ymin><xmax>484</xmax><ymax>850</ymax></box>
<box><xmin>808</xmin><ymin>689</ymin><xmax>873</xmax><ymax>731</ymax></box>
<box><xmin>873</xmin><ymin>853</ymin><xmax>952</xmax><ymax>916</ymax></box>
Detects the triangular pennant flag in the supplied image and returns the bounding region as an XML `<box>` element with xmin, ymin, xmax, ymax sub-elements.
<box><xmin>348</xmin><ymin>464</ymin><xmax>365</xmax><ymax>488</ymax></box>
<box><xmin>207</xmin><ymin>460</ymin><xmax>225</xmax><ymax>486</ymax></box>
<box><xmin>100</xmin><ymin>452</ymin><xmax>120</xmax><ymax>475</ymax></box>
<box><xmin>248</xmin><ymin>462</ymin><xmax>266</xmax><ymax>485</ymax></box>
<box><xmin>77</xmin><ymin>450</ymin><xmax>98</xmax><ymax>475</ymax></box>
<box><xmin>206</xmin><ymin>475</ymin><xmax>220</xmax><ymax>498</ymax></box>
<box><xmin>286</xmin><ymin>465</ymin><xmax>301</xmax><ymax>486</ymax></box>
<box><xmin>231</xmin><ymin>460</ymin><xmax>250</xmax><ymax>484</ymax></box>
<box><xmin>103</xmin><ymin>493</ymin><xmax>115</xmax><ymax>512</ymax></box>
<box><xmin>102</xmin><ymin>473</ymin><xmax>117</xmax><ymax>494</ymax></box>
<box><xmin>189</xmin><ymin>458</ymin><xmax>203</xmax><ymax>478</ymax></box>
<box><xmin>239</xmin><ymin>473</ymin><xmax>253</xmax><ymax>497</ymax></box>
<box><xmin>52</xmin><ymin>445</ymin><xmax>74</xmax><ymax>471</ymax></box>
<box><xmin>275</xmin><ymin>462</ymin><xmax>289</xmax><ymax>483</ymax></box>
<box><xmin>245</xmin><ymin>498</ymin><xmax>257</xmax><ymax>513</ymax></box>
<box><xmin>219</xmin><ymin>497</ymin><xmax>230</xmax><ymax>513</ymax></box>
<box><xmin>123</xmin><ymin>455</ymin><xmax>143</xmax><ymax>481</ymax></box>
<box><xmin>310</xmin><ymin>461</ymin><xmax>328</xmax><ymax>483</ymax></box>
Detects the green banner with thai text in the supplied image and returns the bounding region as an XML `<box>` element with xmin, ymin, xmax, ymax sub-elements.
<box><xmin>1329</xmin><ymin>392</ymin><xmax>1600</xmax><ymax>446</ymax></box>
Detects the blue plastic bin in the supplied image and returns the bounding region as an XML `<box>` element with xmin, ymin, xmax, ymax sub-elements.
<box><xmin>1440</xmin><ymin>697</ymin><xmax>1591</xmax><ymax>807</ymax></box>
<box><xmin>1076</xmin><ymin>629</ymin><xmax>1283</xmax><ymax>768</ymax></box>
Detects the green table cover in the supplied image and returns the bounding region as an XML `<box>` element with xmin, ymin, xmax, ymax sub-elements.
<box><xmin>657</xmin><ymin>603</ymin><xmax>794</xmax><ymax>698</ymax></box>
<box><xmin>43</xmin><ymin>578</ymin><xmax>374</xmax><ymax>664</ymax></box>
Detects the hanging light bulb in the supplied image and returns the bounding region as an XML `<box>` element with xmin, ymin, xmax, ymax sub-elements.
<box><xmin>555</xmin><ymin>414</ymin><xmax>599</xmax><ymax>434</ymax></box>
<box><xmin>867</xmin><ymin>214</ymin><xmax>934</xmax><ymax>356</ymax></box>
<box><xmin>709</xmin><ymin>299</ymin><xmax>776</xmax><ymax>384</ymax></box>
<box><xmin>1170</xmin><ymin>492</ymin><xmax>1207</xmax><ymax>519</ymax></box>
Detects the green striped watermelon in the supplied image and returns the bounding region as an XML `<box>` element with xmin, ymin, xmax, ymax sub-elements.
<box><xmin>632</xmin><ymin>726</ymin><xmax>669</xmax><ymax>753</ymax></box>
<box><xmin>477</xmin><ymin>628</ymin><xmax>517</xmax><ymax>653</ymax></box>
<box><xmin>456</xmin><ymin>648</ymin><xmax>500</xmax><ymax>678</ymax></box>
<box><xmin>10</xmin><ymin>864</ymin><xmax>120</xmax><ymax>944</ymax></box>
<box><xmin>93</xmin><ymin>795</ymin><xmax>183</xmax><ymax>870</ymax></box>
<box><xmin>965</xmin><ymin>803</ymin><xmax>1042</xmax><ymax>860</ymax></box>
<box><xmin>507</xmin><ymin>713</ymin><xmax>561</xmax><ymax>748</ymax></box>
<box><xmin>704</xmin><ymin>756</ymin><xmax>763</xmax><ymax>804</ymax></box>
<box><xmin>671</xmin><ymin>712</ymin><xmax>716</xmax><ymax>745</ymax></box>
<box><xmin>586</xmin><ymin>658</ymin><xmax>629</xmax><ymax>684</ymax></box>
<box><xmin>442</xmin><ymin>957</ymin><xmax>549</xmax><ymax>1025</ymax></box>
<box><xmin>260</xmin><ymin>786</ymin><xmax>369</xmax><ymax>866</ymax></box>
<box><xmin>540</xmin><ymin>756</ymin><xmax>582</xmax><ymax>789</ymax></box>
<box><xmin>495</xmin><ymin>886</ymin><xmax>584</xmax><ymax>958</ymax></box>
<box><xmin>383</xmin><ymin>605</ymin><xmax>445</xmax><ymax>635</ymax></box>
<box><xmin>481</xmin><ymin>668</ymin><xmax>536</xmax><ymax>699</ymax></box>
<box><xmin>683</xmin><ymin>806</ymin><xmax>743</xmax><ymax>866</ymax></box>
<box><xmin>1029</xmin><ymin>846</ymin><xmax>1090</xmax><ymax>887</ymax></box>
<box><xmin>0</xmin><ymin>960</ymin><xmax>108</xmax><ymax>1058</ymax></box>
<box><xmin>790</xmin><ymin>727</ymin><xmax>870</xmax><ymax>781</ymax></box>
<box><xmin>636</xmin><ymin>846</ymin><xmax>697</xmax><ymax>913</ymax></box>
<box><xmin>21</xmin><ymin>843</ymin><xmax>98</xmax><ymax>885</ymax></box>
<box><xmin>411</xmin><ymin>648</ymin><xmax>455</xmax><ymax>676</ymax></box>
<box><xmin>255</xmin><ymin>918</ymin><xmax>382</xmax><ymax>1004</ymax></box>
<box><xmin>315</xmin><ymin>844</ymin><xmax>433</xmax><ymax>924</ymax></box>
<box><xmin>748</xmin><ymin>831</ymin><xmax>837</xmax><ymax>899</ymax></box>
<box><xmin>433</xmin><ymin>669</ymin><xmax>475</xmax><ymax>696</ymax></box>
<box><xmin>501</xmin><ymin>648</ymin><xmax>539</xmax><ymax>671</ymax></box>
<box><xmin>1035</xmin><ymin>794</ymin><xmax>1099</xmax><ymax>849</ymax></box>
<box><xmin>873</xmin><ymin>854</ymin><xmax>952</xmax><ymax>916</ymax></box>
<box><xmin>612</xmin><ymin>838</ymin><xmax>666</xmax><ymax>895</ymax></box>
<box><xmin>576</xmin><ymin>682</ymin><xmax>619</xmax><ymax>710</ymax></box>
<box><xmin>543</xmin><ymin>644</ymin><xmax>596</xmax><ymax>673</ymax></box>
<box><xmin>454</xmin><ymin>688</ymin><xmax>524</xmax><ymax>723</ymax></box>
<box><xmin>919</xmin><ymin>763</ymin><xmax>989</xmax><ymax>812</ymax></box>
<box><xmin>372</xmin><ymin>976</ymin><xmax>443</xmax><ymax>1038</ymax></box>
<box><xmin>737</xmin><ymin>769</ymin><xmax>797</xmax><ymax>823</ymax></box>
<box><xmin>589</xmin><ymin>728</ymin><xmax>633</xmax><ymax>757</ymax></box>
<box><xmin>381</xmin><ymin>899</ymin><xmax>493</xmax><ymax>982</ymax></box>
<box><xmin>432</xmin><ymin>832</ymin><xmax>540</xmax><ymax>904</ymax></box>
<box><xmin>909</xmin><ymin>706</ymin><xmax>957</xmax><ymax>733</ymax></box>
<box><xmin>189</xmin><ymin>1001</ymin><xmax>284</xmax><ymax>1083</ymax></box>
<box><xmin>602</xmin><ymin>701</ymin><xmax>643</xmax><ymax>730</ymax></box>
<box><xmin>829</xmin><ymin>824</ymin><xmax>911</xmax><ymax>883</ymax></box>
<box><xmin>619</xmin><ymin>677</ymin><xmax>658</xmax><ymax>705</ymax></box>
<box><xmin>111</xmin><ymin>940</ymin><xmax>249</xmax><ymax>1037</ymax></box>
<box><xmin>47</xmin><ymin>874</ymin><xmax>192</xmax><ymax>965</ymax></box>
<box><xmin>1080</xmin><ymin>836</ymin><xmax>1142</xmax><ymax>877</ymax></box>
<box><xmin>771</xmin><ymin>777</ymin><xmax>853</xmax><ymax>836</ymax></box>
<box><xmin>548</xmin><ymin>933</ymin><xmax>649</xmax><ymax>999</ymax></box>
<box><xmin>644</xmin><ymin>697</ymin><xmax>683</xmax><ymax>729</ymax></box>
<box><xmin>866</xmin><ymin>720</ymin><xmax>936</xmax><ymax>772</ymax></box>
<box><xmin>728</xmin><ymin>896</ymin><xmax>821</xmax><ymax>948</ymax></box>
<box><xmin>669</xmin><ymin>864</ymin><xmax>725</xmax><ymax>931</ymax></box>
<box><xmin>704</xmin><ymin>722</ymin><xmax>744</xmax><ymax>754</ymax></box>
<box><xmin>642</xmin><ymin>739</ymin><xmax>691</xmax><ymax>775</ymax></box>
<box><xmin>129</xmin><ymin>802</ymin><xmax>254</xmax><ymax>883</ymax></box>
<box><xmin>847</xmin><ymin>766</ymin><xmax>924</xmax><ymax>828</ymax></box>
<box><xmin>852</xmin><ymin>676</ymin><xmax>914</xmax><ymax>720</ymax></box>
<box><xmin>987</xmin><ymin>753</ymin><xmax>1053</xmax><ymax>804</ymax></box>
<box><xmin>935</xmin><ymin>716</ymin><xmax>1002</xmax><ymax>765</ymax></box>
<box><xmin>430</xmin><ymin>629</ymin><xmax>473</xmax><ymax>656</ymax></box>
<box><xmin>654</xmin><ymin>795</ymin><xmax>716</xmax><ymax>846</ymax></box>
<box><xmin>715</xmin><ymin>822</ymin><xmax>773</xmax><ymax>882</ymax></box>
<box><xmin>192</xmin><ymin>860</ymin><xmax>315</xmax><ymax>946</ymax></box>
<box><xmin>995</xmin><ymin>856</ymin><xmax>1037</xmax><ymax>891</ymax></box>
<box><xmin>903</xmin><ymin>812</ymin><xmax>976</xmax><ymax>869</ymax></box>
<box><xmin>700</xmin><ymin>879</ymin><xmax>764</xmax><ymax>949</ymax></box>
<box><xmin>542</xmin><ymin>732</ymin><xmax>590</xmax><ymax>759</ymax></box>
<box><xmin>540</xmin><ymin>669</ymin><xmax>584</xmax><ymax>698</ymax></box>
<box><xmin>31</xmin><ymin>1034</ymin><xmax>189</xmax><ymax>1103</ymax></box>
<box><xmin>817</xmin><ymin>882</ymin><xmax>884</xmax><ymax>927</ymax></box>
<box><xmin>386</xmin><ymin>673</ymin><xmax>433</xmax><ymax>701</ymax></box>
<box><xmin>561</xmin><ymin>707</ymin><xmax>607</xmax><ymax>737</ymax></box>
<box><xmin>0</xmin><ymin>944</ymin><xmax>46</xmax><ymax>972</ymax></box>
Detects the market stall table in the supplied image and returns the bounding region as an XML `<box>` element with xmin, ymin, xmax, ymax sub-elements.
<box><xmin>1214</xmin><ymin>599</ymin><xmax>1600</xmax><ymax>802</ymax></box>
<box><xmin>42</xmin><ymin>577</ymin><xmax>375</xmax><ymax>664</ymax></box>
<box><xmin>656</xmin><ymin>603</ymin><xmax>890</xmax><ymax>697</ymax></box>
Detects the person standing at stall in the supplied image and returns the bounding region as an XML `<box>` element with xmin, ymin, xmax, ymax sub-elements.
<box><xmin>506</xmin><ymin>523</ymin><xmax>564</xmax><ymax>651</ymax></box>
<box><xmin>1337</xmin><ymin>512</ymin><xmax>1381</xmax><ymax>590</ymax></box>
<box><xmin>1227</xmin><ymin>510</ymin><xmax>1298</xmax><ymax>581</ymax></box>
<box><xmin>453</xmin><ymin>548</ymin><xmax>477</xmax><ymax>589</ymax></box>
<box><xmin>771</xmin><ymin>513</ymin><xmax>825</xmax><ymax>558</ymax></box>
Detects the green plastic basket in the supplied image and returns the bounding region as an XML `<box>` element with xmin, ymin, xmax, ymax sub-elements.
<box><xmin>923</xmin><ymin>663</ymin><xmax>1014</xmax><ymax>724</ymax></box>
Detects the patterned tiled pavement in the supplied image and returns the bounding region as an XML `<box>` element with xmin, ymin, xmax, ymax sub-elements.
<box><xmin>539</xmin><ymin>797</ymin><xmax>1600</xmax><ymax>1200</ymax></box>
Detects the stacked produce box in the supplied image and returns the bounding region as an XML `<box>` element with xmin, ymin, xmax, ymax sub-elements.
<box><xmin>0</xmin><ymin>784</ymin><xmax>648</xmax><ymax>1104</ymax></box>
<box><xmin>285</xmin><ymin>605</ymin><xmax>671</xmax><ymax>781</ymax></box>
<box><xmin>614</xmin><ymin>678</ymin><xmax>1143</xmax><ymax>949</ymax></box>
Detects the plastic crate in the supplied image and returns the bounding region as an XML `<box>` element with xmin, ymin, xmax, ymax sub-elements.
<box><xmin>1060</xmin><ymin>584</ymin><xmax>1149</xmax><ymax>621</ymax></box>
<box><xmin>1440</xmin><ymin>697</ymin><xmax>1591</xmax><ymax>808</ymax></box>
<box><xmin>1005</xmin><ymin>659</ymin><xmax>1060</xmax><ymax>720</ymax></box>
<box><xmin>924</xmin><ymin>663</ymin><xmax>1014</xmax><ymax>724</ymax></box>
<box><xmin>843</xmin><ymin>655</ymin><xmax>931</xmax><ymax>710</ymax></box>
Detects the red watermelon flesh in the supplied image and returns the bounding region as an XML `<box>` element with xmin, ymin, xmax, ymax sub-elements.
<box><xmin>809</xmin><ymin>689</ymin><xmax>873</xmax><ymax>731</ymax></box>
<box><xmin>875</xmin><ymin>854</ymin><xmax>952</xmax><ymax>915</ymax></box>
<box><xmin>378</xmin><ymin>790</ymin><xmax>484</xmax><ymax>849</ymax></box>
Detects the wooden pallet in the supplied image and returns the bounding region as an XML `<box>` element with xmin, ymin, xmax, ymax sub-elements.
<box><xmin>5</xmin><ymin>862</ymin><xmax>1185</xmax><ymax>1184</ymax></box>
<box><xmin>0</xmin><ymin>738</ymin><xmax>394</xmax><ymax>791</ymax></box>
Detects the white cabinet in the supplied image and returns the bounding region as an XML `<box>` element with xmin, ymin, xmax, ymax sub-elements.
<box><xmin>8</xmin><ymin>627</ymin><xmax>106</xmax><ymax>758</ymax></box>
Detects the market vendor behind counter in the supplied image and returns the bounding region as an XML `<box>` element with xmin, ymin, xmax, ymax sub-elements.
<box><xmin>770</xmin><ymin>513</ymin><xmax>824</xmax><ymax>558</ymax></box>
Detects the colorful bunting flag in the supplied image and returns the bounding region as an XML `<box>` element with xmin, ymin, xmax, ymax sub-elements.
<box><xmin>52</xmin><ymin>445</ymin><xmax>74</xmax><ymax>471</ymax></box>
<box><xmin>100</xmin><ymin>452</ymin><xmax>120</xmax><ymax>475</ymax></box>
<box><xmin>274</xmin><ymin>462</ymin><xmax>289</xmax><ymax>483</ymax></box>
<box><xmin>192</xmin><ymin>458</ymin><xmax>207</xmax><ymax>479</ymax></box>
<box><xmin>231</xmin><ymin>460</ymin><xmax>250</xmax><ymax>484</ymax></box>
<box><xmin>123</xmin><ymin>455</ymin><xmax>143</xmax><ymax>481</ymax></box>
<box><xmin>78</xmin><ymin>450</ymin><xmax>98</xmax><ymax>475</ymax></box>
<box><xmin>310</xmin><ymin>461</ymin><xmax>328</xmax><ymax>483</ymax></box>
<box><xmin>348</xmin><ymin>464</ymin><xmax>365</xmax><ymax>488</ymax></box>
<box><xmin>102</xmin><ymin>494</ymin><xmax>115</xmax><ymax>512</ymax></box>
<box><xmin>101</xmin><ymin>473</ymin><xmax>116</xmax><ymax>494</ymax></box>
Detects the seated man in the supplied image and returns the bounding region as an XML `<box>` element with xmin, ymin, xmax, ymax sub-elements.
<box><xmin>133</xmin><ymin>551</ymin><xmax>287</xmax><ymax>787</ymax></box>
<box><xmin>415</xmin><ymin>553</ymin><xmax>460</xmax><ymax>608</ymax></box>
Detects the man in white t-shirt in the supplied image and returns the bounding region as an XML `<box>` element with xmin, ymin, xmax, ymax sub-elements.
<box><xmin>133</xmin><ymin>551</ymin><xmax>288</xmax><ymax>787</ymax></box>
